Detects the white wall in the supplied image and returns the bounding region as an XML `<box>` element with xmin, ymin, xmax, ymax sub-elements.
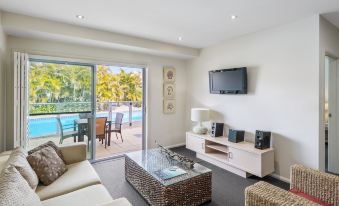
<box><xmin>186</xmin><ymin>16</ymin><xmax>320</xmax><ymax>180</ymax></box>
<box><xmin>319</xmin><ymin>16</ymin><xmax>339</xmax><ymax>171</ymax></box>
<box><xmin>5</xmin><ymin>36</ymin><xmax>187</xmax><ymax>150</ymax></box>
<box><xmin>0</xmin><ymin>11</ymin><xmax>7</xmax><ymax>152</ymax></box>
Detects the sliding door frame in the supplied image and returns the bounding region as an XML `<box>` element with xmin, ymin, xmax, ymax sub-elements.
<box><xmin>92</xmin><ymin>65</ymin><xmax>147</xmax><ymax>162</ymax></box>
<box><xmin>28</xmin><ymin>57</ymin><xmax>97</xmax><ymax>160</ymax></box>
<box><xmin>28</xmin><ymin>54</ymin><xmax>148</xmax><ymax>162</ymax></box>
<box><xmin>142</xmin><ymin>67</ymin><xmax>147</xmax><ymax>151</ymax></box>
<box><xmin>326</xmin><ymin>55</ymin><xmax>339</xmax><ymax>174</ymax></box>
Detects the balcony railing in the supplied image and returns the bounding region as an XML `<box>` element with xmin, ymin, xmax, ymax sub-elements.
<box><xmin>28</xmin><ymin>101</ymin><xmax>142</xmax><ymax>139</ymax></box>
<box><xmin>29</xmin><ymin>102</ymin><xmax>92</xmax><ymax>115</ymax></box>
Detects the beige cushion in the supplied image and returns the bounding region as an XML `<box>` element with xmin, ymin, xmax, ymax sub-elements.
<box><xmin>99</xmin><ymin>198</ymin><xmax>133</xmax><ymax>206</ymax></box>
<box><xmin>0</xmin><ymin>154</ymin><xmax>9</xmax><ymax>172</ymax></box>
<box><xmin>0</xmin><ymin>166</ymin><xmax>42</xmax><ymax>206</ymax></box>
<box><xmin>6</xmin><ymin>147</ymin><xmax>39</xmax><ymax>190</ymax></box>
<box><xmin>41</xmin><ymin>184</ymin><xmax>112</xmax><ymax>206</ymax></box>
<box><xmin>27</xmin><ymin>146</ymin><xmax>67</xmax><ymax>186</ymax></box>
<box><xmin>28</xmin><ymin>141</ymin><xmax>65</xmax><ymax>162</ymax></box>
<box><xmin>36</xmin><ymin>160</ymin><xmax>101</xmax><ymax>200</ymax></box>
<box><xmin>0</xmin><ymin>150</ymin><xmax>12</xmax><ymax>156</ymax></box>
<box><xmin>59</xmin><ymin>142</ymin><xmax>87</xmax><ymax>165</ymax></box>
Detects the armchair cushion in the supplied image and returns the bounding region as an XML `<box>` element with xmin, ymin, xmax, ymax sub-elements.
<box><xmin>245</xmin><ymin>181</ymin><xmax>318</xmax><ymax>206</ymax></box>
<box><xmin>289</xmin><ymin>188</ymin><xmax>331</xmax><ymax>206</ymax></box>
<box><xmin>291</xmin><ymin>164</ymin><xmax>339</xmax><ymax>205</ymax></box>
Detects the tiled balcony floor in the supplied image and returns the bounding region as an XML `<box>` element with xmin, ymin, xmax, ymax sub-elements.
<box><xmin>28</xmin><ymin>121</ymin><xmax>142</xmax><ymax>159</ymax></box>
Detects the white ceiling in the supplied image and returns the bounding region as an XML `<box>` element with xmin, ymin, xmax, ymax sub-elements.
<box><xmin>0</xmin><ymin>0</ymin><xmax>339</xmax><ymax>48</ymax></box>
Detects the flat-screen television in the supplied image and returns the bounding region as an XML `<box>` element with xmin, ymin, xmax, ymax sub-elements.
<box><xmin>209</xmin><ymin>67</ymin><xmax>247</xmax><ymax>94</ymax></box>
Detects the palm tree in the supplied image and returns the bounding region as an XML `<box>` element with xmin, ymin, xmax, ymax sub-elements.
<box><xmin>29</xmin><ymin>62</ymin><xmax>143</xmax><ymax>114</ymax></box>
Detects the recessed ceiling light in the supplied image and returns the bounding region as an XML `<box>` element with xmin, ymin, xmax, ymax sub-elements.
<box><xmin>178</xmin><ymin>36</ymin><xmax>183</xmax><ymax>41</ymax></box>
<box><xmin>231</xmin><ymin>15</ymin><xmax>238</xmax><ymax>20</ymax></box>
<box><xmin>76</xmin><ymin>15</ymin><xmax>85</xmax><ymax>19</ymax></box>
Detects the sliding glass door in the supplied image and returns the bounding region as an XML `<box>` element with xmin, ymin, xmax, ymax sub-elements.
<box><xmin>94</xmin><ymin>65</ymin><xmax>145</xmax><ymax>159</ymax></box>
<box><xmin>27</xmin><ymin>59</ymin><xmax>96</xmax><ymax>159</ymax></box>
<box><xmin>25</xmin><ymin>57</ymin><xmax>147</xmax><ymax>161</ymax></box>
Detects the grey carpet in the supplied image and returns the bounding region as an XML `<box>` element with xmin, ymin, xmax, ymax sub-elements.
<box><xmin>92</xmin><ymin>146</ymin><xmax>289</xmax><ymax>206</ymax></box>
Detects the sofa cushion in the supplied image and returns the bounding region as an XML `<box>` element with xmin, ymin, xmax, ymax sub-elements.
<box><xmin>0</xmin><ymin>154</ymin><xmax>9</xmax><ymax>172</ymax></box>
<box><xmin>289</xmin><ymin>188</ymin><xmax>331</xmax><ymax>206</ymax></box>
<box><xmin>28</xmin><ymin>141</ymin><xmax>65</xmax><ymax>162</ymax></box>
<box><xmin>6</xmin><ymin>147</ymin><xmax>39</xmax><ymax>190</ymax></box>
<box><xmin>59</xmin><ymin>142</ymin><xmax>87</xmax><ymax>165</ymax></box>
<box><xmin>0</xmin><ymin>165</ymin><xmax>42</xmax><ymax>206</ymax></box>
<box><xmin>0</xmin><ymin>150</ymin><xmax>12</xmax><ymax>156</ymax></box>
<box><xmin>41</xmin><ymin>184</ymin><xmax>112</xmax><ymax>206</ymax></box>
<box><xmin>36</xmin><ymin>160</ymin><xmax>101</xmax><ymax>200</ymax></box>
<box><xmin>27</xmin><ymin>146</ymin><xmax>67</xmax><ymax>186</ymax></box>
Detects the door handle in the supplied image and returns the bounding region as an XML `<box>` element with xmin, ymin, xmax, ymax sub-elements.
<box><xmin>229</xmin><ymin>152</ymin><xmax>233</xmax><ymax>159</ymax></box>
<box><xmin>329</xmin><ymin>113</ymin><xmax>332</xmax><ymax>118</ymax></box>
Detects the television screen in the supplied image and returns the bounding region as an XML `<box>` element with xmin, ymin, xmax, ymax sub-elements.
<box><xmin>209</xmin><ymin>67</ymin><xmax>247</xmax><ymax>94</ymax></box>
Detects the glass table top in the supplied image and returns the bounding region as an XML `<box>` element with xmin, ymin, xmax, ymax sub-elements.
<box><xmin>125</xmin><ymin>148</ymin><xmax>211</xmax><ymax>186</ymax></box>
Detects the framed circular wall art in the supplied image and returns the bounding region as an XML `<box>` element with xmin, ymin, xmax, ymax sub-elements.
<box><xmin>163</xmin><ymin>66</ymin><xmax>176</xmax><ymax>83</ymax></box>
<box><xmin>163</xmin><ymin>83</ymin><xmax>176</xmax><ymax>99</ymax></box>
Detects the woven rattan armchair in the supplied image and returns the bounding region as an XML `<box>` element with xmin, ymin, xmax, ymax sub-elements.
<box><xmin>245</xmin><ymin>165</ymin><xmax>339</xmax><ymax>206</ymax></box>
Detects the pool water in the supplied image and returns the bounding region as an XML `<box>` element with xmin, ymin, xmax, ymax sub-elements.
<box><xmin>28</xmin><ymin>110</ymin><xmax>142</xmax><ymax>138</ymax></box>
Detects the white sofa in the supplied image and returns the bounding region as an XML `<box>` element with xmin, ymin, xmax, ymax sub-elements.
<box><xmin>0</xmin><ymin>142</ymin><xmax>132</xmax><ymax>206</ymax></box>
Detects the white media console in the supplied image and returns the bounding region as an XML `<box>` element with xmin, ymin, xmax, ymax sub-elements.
<box><xmin>186</xmin><ymin>132</ymin><xmax>274</xmax><ymax>178</ymax></box>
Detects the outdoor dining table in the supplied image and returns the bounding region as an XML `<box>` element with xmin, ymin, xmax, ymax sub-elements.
<box><xmin>74</xmin><ymin>118</ymin><xmax>112</xmax><ymax>146</ymax></box>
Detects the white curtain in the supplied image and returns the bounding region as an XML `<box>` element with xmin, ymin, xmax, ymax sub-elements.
<box><xmin>13</xmin><ymin>52</ymin><xmax>29</xmax><ymax>148</ymax></box>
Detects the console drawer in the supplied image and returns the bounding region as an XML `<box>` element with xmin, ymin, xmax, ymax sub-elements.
<box><xmin>228</xmin><ymin>147</ymin><xmax>260</xmax><ymax>176</ymax></box>
<box><xmin>186</xmin><ymin>133</ymin><xmax>205</xmax><ymax>154</ymax></box>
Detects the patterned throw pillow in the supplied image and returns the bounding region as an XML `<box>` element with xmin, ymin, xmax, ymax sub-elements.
<box><xmin>27</xmin><ymin>146</ymin><xmax>67</xmax><ymax>186</ymax></box>
<box><xmin>28</xmin><ymin>141</ymin><xmax>65</xmax><ymax>162</ymax></box>
<box><xmin>0</xmin><ymin>166</ymin><xmax>42</xmax><ymax>206</ymax></box>
<box><xmin>6</xmin><ymin>147</ymin><xmax>39</xmax><ymax>190</ymax></box>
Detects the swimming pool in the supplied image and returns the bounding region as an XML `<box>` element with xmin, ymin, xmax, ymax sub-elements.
<box><xmin>28</xmin><ymin>110</ymin><xmax>142</xmax><ymax>138</ymax></box>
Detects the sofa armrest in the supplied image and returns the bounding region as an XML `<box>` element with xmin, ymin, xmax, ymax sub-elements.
<box><xmin>98</xmin><ymin>198</ymin><xmax>132</xmax><ymax>206</ymax></box>
<box><xmin>291</xmin><ymin>164</ymin><xmax>339</xmax><ymax>205</ymax></box>
<box><xmin>59</xmin><ymin>142</ymin><xmax>87</xmax><ymax>165</ymax></box>
<box><xmin>245</xmin><ymin>181</ymin><xmax>318</xmax><ymax>206</ymax></box>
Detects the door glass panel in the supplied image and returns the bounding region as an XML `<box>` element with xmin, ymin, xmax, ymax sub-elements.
<box><xmin>27</xmin><ymin>60</ymin><xmax>95</xmax><ymax>159</ymax></box>
<box><xmin>95</xmin><ymin>65</ymin><xmax>143</xmax><ymax>159</ymax></box>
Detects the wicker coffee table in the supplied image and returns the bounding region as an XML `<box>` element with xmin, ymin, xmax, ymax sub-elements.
<box><xmin>125</xmin><ymin>149</ymin><xmax>212</xmax><ymax>206</ymax></box>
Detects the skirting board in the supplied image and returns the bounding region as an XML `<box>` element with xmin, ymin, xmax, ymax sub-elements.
<box><xmin>270</xmin><ymin>173</ymin><xmax>290</xmax><ymax>183</ymax></box>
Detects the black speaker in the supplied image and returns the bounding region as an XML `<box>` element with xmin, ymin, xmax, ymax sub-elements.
<box><xmin>228</xmin><ymin>129</ymin><xmax>245</xmax><ymax>143</ymax></box>
<box><xmin>210</xmin><ymin>122</ymin><xmax>224</xmax><ymax>137</ymax></box>
<box><xmin>255</xmin><ymin>130</ymin><xmax>271</xmax><ymax>150</ymax></box>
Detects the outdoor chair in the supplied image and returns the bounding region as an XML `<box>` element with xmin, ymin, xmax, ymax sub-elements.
<box><xmin>79</xmin><ymin>113</ymin><xmax>92</xmax><ymax>119</ymax></box>
<box><xmin>57</xmin><ymin>117</ymin><xmax>78</xmax><ymax>144</ymax></box>
<box><xmin>96</xmin><ymin>117</ymin><xmax>108</xmax><ymax>148</ymax></box>
<box><xmin>245</xmin><ymin>164</ymin><xmax>339</xmax><ymax>206</ymax></box>
<box><xmin>109</xmin><ymin>113</ymin><xmax>124</xmax><ymax>142</ymax></box>
<box><xmin>78</xmin><ymin>112</ymin><xmax>91</xmax><ymax>135</ymax></box>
